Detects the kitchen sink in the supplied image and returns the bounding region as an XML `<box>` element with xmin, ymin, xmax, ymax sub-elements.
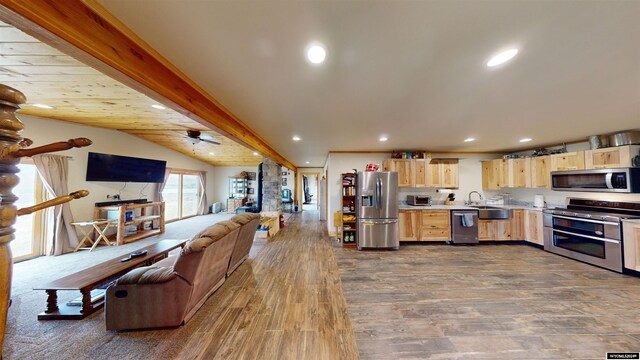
<box><xmin>469</xmin><ymin>205</ymin><xmax>513</xmax><ymax>220</ymax></box>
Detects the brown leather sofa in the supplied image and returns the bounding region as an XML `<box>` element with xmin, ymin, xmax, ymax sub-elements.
<box><xmin>227</xmin><ymin>213</ymin><xmax>261</xmax><ymax>276</ymax></box>
<box><xmin>104</xmin><ymin>216</ymin><xmax>258</xmax><ymax>331</ymax></box>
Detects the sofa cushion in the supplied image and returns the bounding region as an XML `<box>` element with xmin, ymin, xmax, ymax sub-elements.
<box><xmin>183</xmin><ymin>223</ymin><xmax>238</xmax><ymax>256</ymax></box>
<box><xmin>230</xmin><ymin>213</ymin><xmax>260</xmax><ymax>225</ymax></box>
<box><xmin>116</xmin><ymin>266</ymin><xmax>177</xmax><ymax>285</ymax></box>
<box><xmin>217</xmin><ymin>220</ymin><xmax>241</xmax><ymax>232</ymax></box>
<box><xmin>190</xmin><ymin>221</ymin><xmax>240</xmax><ymax>242</ymax></box>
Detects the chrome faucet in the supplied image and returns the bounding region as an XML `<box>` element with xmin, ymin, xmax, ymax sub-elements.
<box><xmin>467</xmin><ymin>191</ymin><xmax>483</xmax><ymax>205</ymax></box>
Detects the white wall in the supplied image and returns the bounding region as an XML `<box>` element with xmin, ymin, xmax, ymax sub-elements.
<box><xmin>20</xmin><ymin>115</ymin><xmax>216</xmax><ymax>221</ymax></box>
<box><xmin>210</xmin><ymin>165</ymin><xmax>259</xmax><ymax>209</ymax></box>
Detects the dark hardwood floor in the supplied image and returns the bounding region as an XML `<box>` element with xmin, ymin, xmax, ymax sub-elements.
<box><xmin>335</xmin><ymin>242</ymin><xmax>640</xmax><ymax>359</ymax></box>
<box><xmin>7</xmin><ymin>211</ymin><xmax>640</xmax><ymax>359</ymax></box>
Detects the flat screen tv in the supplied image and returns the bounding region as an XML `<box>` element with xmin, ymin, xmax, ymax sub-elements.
<box><xmin>86</xmin><ymin>152</ymin><xmax>167</xmax><ymax>183</ymax></box>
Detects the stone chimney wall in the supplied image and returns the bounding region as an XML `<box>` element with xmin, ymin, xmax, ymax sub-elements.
<box><xmin>261</xmin><ymin>158</ymin><xmax>282</xmax><ymax>212</ymax></box>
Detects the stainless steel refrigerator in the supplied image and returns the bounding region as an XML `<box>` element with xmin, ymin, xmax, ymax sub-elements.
<box><xmin>356</xmin><ymin>171</ymin><xmax>399</xmax><ymax>250</ymax></box>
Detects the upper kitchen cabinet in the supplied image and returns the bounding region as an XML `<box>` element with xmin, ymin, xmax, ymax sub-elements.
<box><xmin>584</xmin><ymin>145</ymin><xmax>640</xmax><ymax>169</ymax></box>
<box><xmin>383</xmin><ymin>158</ymin><xmax>458</xmax><ymax>189</ymax></box>
<box><xmin>383</xmin><ymin>159</ymin><xmax>414</xmax><ymax>187</ymax></box>
<box><xmin>530</xmin><ymin>156</ymin><xmax>551</xmax><ymax>188</ymax></box>
<box><xmin>507</xmin><ymin>158</ymin><xmax>531</xmax><ymax>188</ymax></box>
<box><xmin>427</xmin><ymin>159</ymin><xmax>459</xmax><ymax>189</ymax></box>
<box><xmin>414</xmin><ymin>159</ymin><xmax>428</xmax><ymax>188</ymax></box>
<box><xmin>550</xmin><ymin>151</ymin><xmax>585</xmax><ymax>171</ymax></box>
<box><xmin>481</xmin><ymin>159</ymin><xmax>508</xmax><ymax>190</ymax></box>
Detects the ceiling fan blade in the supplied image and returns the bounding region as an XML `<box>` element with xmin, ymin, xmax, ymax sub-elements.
<box><xmin>199</xmin><ymin>138</ymin><xmax>221</xmax><ymax>145</ymax></box>
<box><xmin>183</xmin><ymin>135</ymin><xmax>200</xmax><ymax>144</ymax></box>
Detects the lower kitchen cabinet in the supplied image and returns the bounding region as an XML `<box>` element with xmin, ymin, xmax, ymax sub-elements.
<box><xmin>419</xmin><ymin>210</ymin><xmax>451</xmax><ymax>241</ymax></box>
<box><xmin>510</xmin><ymin>210</ymin><xmax>525</xmax><ymax>240</ymax></box>
<box><xmin>399</xmin><ymin>210</ymin><xmax>420</xmax><ymax>241</ymax></box>
<box><xmin>478</xmin><ymin>219</ymin><xmax>511</xmax><ymax>240</ymax></box>
<box><xmin>524</xmin><ymin>210</ymin><xmax>544</xmax><ymax>245</ymax></box>
<box><xmin>623</xmin><ymin>221</ymin><xmax>640</xmax><ymax>272</ymax></box>
<box><xmin>478</xmin><ymin>210</ymin><xmax>524</xmax><ymax>241</ymax></box>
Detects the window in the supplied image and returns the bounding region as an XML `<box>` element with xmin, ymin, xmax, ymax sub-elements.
<box><xmin>11</xmin><ymin>162</ymin><xmax>46</xmax><ymax>261</ymax></box>
<box><xmin>161</xmin><ymin>170</ymin><xmax>203</xmax><ymax>221</ymax></box>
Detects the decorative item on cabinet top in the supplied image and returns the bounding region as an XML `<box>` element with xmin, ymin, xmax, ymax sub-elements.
<box><xmin>391</xmin><ymin>150</ymin><xmax>431</xmax><ymax>159</ymax></box>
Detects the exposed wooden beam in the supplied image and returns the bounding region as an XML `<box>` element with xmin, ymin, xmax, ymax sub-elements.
<box><xmin>0</xmin><ymin>0</ymin><xmax>296</xmax><ymax>171</ymax></box>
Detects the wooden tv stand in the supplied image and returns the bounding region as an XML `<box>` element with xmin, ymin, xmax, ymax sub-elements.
<box><xmin>94</xmin><ymin>201</ymin><xmax>165</xmax><ymax>245</ymax></box>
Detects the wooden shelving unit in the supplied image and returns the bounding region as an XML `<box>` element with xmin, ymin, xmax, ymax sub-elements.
<box><xmin>94</xmin><ymin>201</ymin><xmax>165</xmax><ymax>245</ymax></box>
<box><xmin>341</xmin><ymin>173</ymin><xmax>357</xmax><ymax>248</ymax></box>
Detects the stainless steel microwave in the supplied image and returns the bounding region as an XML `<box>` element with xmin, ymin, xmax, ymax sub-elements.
<box><xmin>551</xmin><ymin>167</ymin><xmax>640</xmax><ymax>193</ymax></box>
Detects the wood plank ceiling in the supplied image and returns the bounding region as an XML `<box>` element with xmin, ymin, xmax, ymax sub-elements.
<box><xmin>0</xmin><ymin>21</ymin><xmax>261</xmax><ymax>166</ymax></box>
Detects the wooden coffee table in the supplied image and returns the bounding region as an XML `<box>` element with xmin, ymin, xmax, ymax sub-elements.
<box><xmin>33</xmin><ymin>239</ymin><xmax>187</xmax><ymax>320</ymax></box>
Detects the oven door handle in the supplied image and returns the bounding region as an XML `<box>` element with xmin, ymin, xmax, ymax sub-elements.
<box><xmin>551</xmin><ymin>214</ymin><xmax>618</xmax><ymax>226</ymax></box>
<box><xmin>552</xmin><ymin>228</ymin><xmax>620</xmax><ymax>244</ymax></box>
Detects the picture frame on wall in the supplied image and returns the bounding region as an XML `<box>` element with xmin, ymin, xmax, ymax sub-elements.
<box><xmin>282</xmin><ymin>178</ymin><xmax>287</xmax><ymax>186</ymax></box>
<box><xmin>281</xmin><ymin>171</ymin><xmax>288</xmax><ymax>176</ymax></box>
<box><xmin>248</xmin><ymin>188</ymin><xmax>254</xmax><ymax>194</ymax></box>
<box><xmin>247</xmin><ymin>172</ymin><xmax>256</xmax><ymax>181</ymax></box>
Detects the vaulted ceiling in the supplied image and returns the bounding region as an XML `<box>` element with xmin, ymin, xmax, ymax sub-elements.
<box><xmin>0</xmin><ymin>20</ymin><xmax>261</xmax><ymax>166</ymax></box>
<box><xmin>97</xmin><ymin>0</ymin><xmax>640</xmax><ymax>166</ymax></box>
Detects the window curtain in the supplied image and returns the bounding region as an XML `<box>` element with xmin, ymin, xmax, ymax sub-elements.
<box><xmin>196</xmin><ymin>171</ymin><xmax>208</xmax><ymax>215</ymax></box>
<box><xmin>152</xmin><ymin>168</ymin><xmax>172</xmax><ymax>215</ymax></box>
<box><xmin>32</xmin><ymin>154</ymin><xmax>79</xmax><ymax>255</ymax></box>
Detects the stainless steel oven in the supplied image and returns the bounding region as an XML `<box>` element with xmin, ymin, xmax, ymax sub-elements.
<box><xmin>543</xmin><ymin>212</ymin><xmax>622</xmax><ymax>272</ymax></box>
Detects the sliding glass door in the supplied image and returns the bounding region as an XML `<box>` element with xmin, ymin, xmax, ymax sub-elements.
<box><xmin>12</xmin><ymin>163</ymin><xmax>45</xmax><ymax>261</ymax></box>
<box><xmin>162</xmin><ymin>171</ymin><xmax>202</xmax><ymax>222</ymax></box>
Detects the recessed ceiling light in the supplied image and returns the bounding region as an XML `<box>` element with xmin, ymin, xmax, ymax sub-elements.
<box><xmin>379</xmin><ymin>136</ymin><xmax>388</xmax><ymax>142</ymax></box>
<box><xmin>464</xmin><ymin>137</ymin><xmax>475</xmax><ymax>142</ymax></box>
<box><xmin>306</xmin><ymin>161</ymin><xmax>310</xmax><ymax>164</ymax></box>
<box><xmin>209</xmin><ymin>152</ymin><xmax>214</xmax><ymax>155</ymax></box>
<box><xmin>151</xmin><ymin>104</ymin><xmax>166</xmax><ymax>110</ymax></box>
<box><xmin>31</xmin><ymin>103</ymin><xmax>54</xmax><ymax>109</ymax></box>
<box><xmin>306</xmin><ymin>43</ymin><xmax>326</xmax><ymax>64</ymax></box>
<box><xmin>292</xmin><ymin>136</ymin><xmax>301</xmax><ymax>141</ymax></box>
<box><xmin>253</xmin><ymin>152</ymin><xmax>259</xmax><ymax>156</ymax></box>
<box><xmin>519</xmin><ymin>138</ymin><xmax>532</xmax><ymax>143</ymax></box>
<box><xmin>487</xmin><ymin>48</ymin><xmax>519</xmax><ymax>67</ymax></box>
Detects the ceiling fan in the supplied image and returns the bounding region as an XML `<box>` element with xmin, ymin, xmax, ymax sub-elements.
<box><xmin>185</xmin><ymin>130</ymin><xmax>221</xmax><ymax>145</ymax></box>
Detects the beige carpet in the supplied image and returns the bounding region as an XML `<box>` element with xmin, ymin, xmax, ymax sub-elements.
<box><xmin>4</xmin><ymin>212</ymin><xmax>276</xmax><ymax>360</ymax></box>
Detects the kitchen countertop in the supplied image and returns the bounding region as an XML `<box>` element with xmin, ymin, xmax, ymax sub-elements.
<box><xmin>398</xmin><ymin>204</ymin><xmax>549</xmax><ymax>211</ymax></box>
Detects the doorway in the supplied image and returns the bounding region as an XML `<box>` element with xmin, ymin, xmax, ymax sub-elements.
<box><xmin>300</xmin><ymin>172</ymin><xmax>319</xmax><ymax>212</ymax></box>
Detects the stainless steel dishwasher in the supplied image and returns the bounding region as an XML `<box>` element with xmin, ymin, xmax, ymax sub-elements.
<box><xmin>450</xmin><ymin>210</ymin><xmax>479</xmax><ymax>244</ymax></box>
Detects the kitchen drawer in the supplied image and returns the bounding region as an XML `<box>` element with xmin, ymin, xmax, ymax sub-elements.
<box><xmin>420</xmin><ymin>228</ymin><xmax>450</xmax><ymax>240</ymax></box>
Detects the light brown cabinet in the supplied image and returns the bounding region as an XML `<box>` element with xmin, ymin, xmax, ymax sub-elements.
<box><xmin>483</xmin><ymin>152</ymin><xmax>585</xmax><ymax>190</ymax></box>
<box><xmin>227</xmin><ymin>198</ymin><xmax>245</xmax><ymax>213</ymax></box>
<box><xmin>530</xmin><ymin>155</ymin><xmax>551</xmax><ymax>188</ymax></box>
<box><xmin>550</xmin><ymin>151</ymin><xmax>585</xmax><ymax>171</ymax></box>
<box><xmin>524</xmin><ymin>210</ymin><xmax>544</xmax><ymax>245</ymax></box>
<box><xmin>508</xmin><ymin>158</ymin><xmax>531</xmax><ymax>188</ymax></box>
<box><xmin>413</xmin><ymin>159</ymin><xmax>428</xmax><ymax>188</ymax></box>
<box><xmin>623</xmin><ymin>221</ymin><xmax>640</xmax><ymax>272</ymax></box>
<box><xmin>481</xmin><ymin>159</ymin><xmax>508</xmax><ymax>190</ymax></box>
<box><xmin>478</xmin><ymin>219</ymin><xmax>512</xmax><ymax>240</ymax></box>
<box><xmin>384</xmin><ymin>158</ymin><xmax>458</xmax><ymax>189</ymax></box>
<box><xmin>383</xmin><ymin>159</ymin><xmax>413</xmax><ymax>187</ymax></box>
<box><xmin>399</xmin><ymin>210</ymin><xmax>420</xmax><ymax>241</ymax></box>
<box><xmin>426</xmin><ymin>159</ymin><xmax>459</xmax><ymax>189</ymax></box>
<box><xmin>585</xmin><ymin>145</ymin><xmax>640</xmax><ymax>169</ymax></box>
<box><xmin>419</xmin><ymin>210</ymin><xmax>451</xmax><ymax>241</ymax></box>
<box><xmin>478</xmin><ymin>210</ymin><xmax>524</xmax><ymax>241</ymax></box>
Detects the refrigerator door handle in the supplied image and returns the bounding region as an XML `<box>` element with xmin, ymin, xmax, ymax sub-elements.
<box><xmin>375</xmin><ymin>178</ymin><xmax>382</xmax><ymax>209</ymax></box>
<box><xmin>361</xmin><ymin>219</ymin><xmax>398</xmax><ymax>225</ymax></box>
